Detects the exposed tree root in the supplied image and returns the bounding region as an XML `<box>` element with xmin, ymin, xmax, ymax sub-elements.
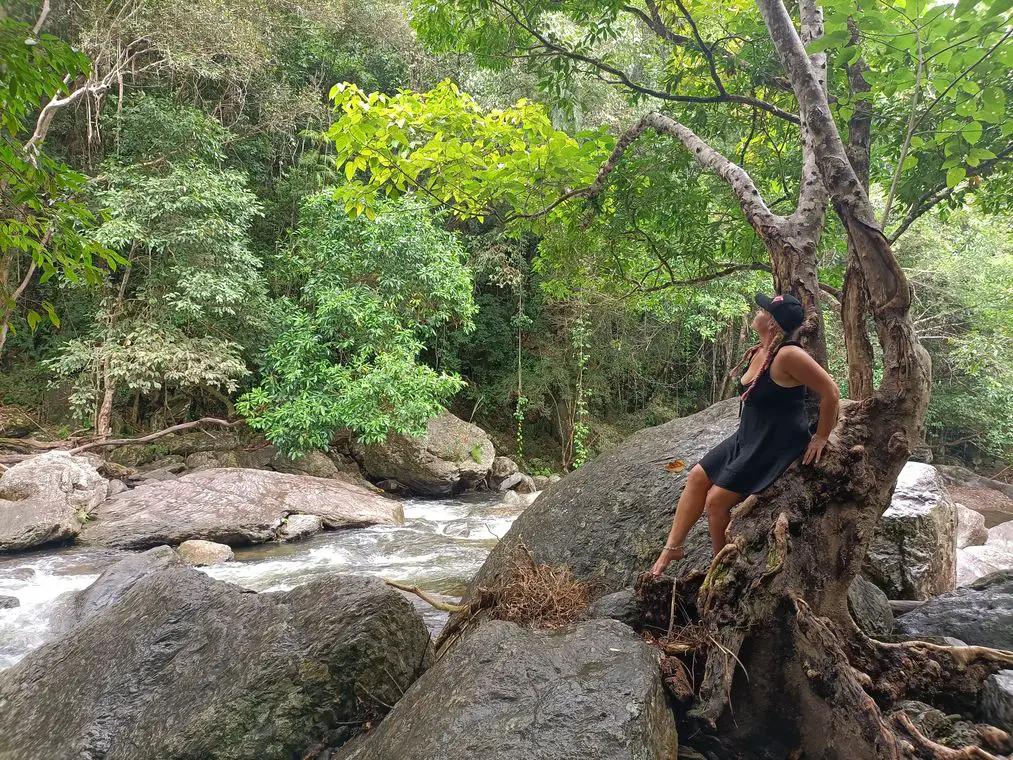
<box><xmin>846</xmin><ymin>633</ymin><xmax>1013</xmax><ymax>712</ymax></box>
<box><xmin>893</xmin><ymin>713</ymin><xmax>1005</xmax><ymax>760</ymax></box>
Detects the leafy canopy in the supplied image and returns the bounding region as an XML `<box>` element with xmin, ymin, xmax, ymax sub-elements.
<box><xmin>238</xmin><ymin>195</ymin><xmax>477</xmax><ymax>454</ymax></box>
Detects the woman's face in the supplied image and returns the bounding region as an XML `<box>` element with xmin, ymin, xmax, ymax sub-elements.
<box><xmin>751</xmin><ymin>309</ymin><xmax>774</xmax><ymax>336</ymax></box>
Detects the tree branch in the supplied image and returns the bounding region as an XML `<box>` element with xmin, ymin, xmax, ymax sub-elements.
<box><xmin>490</xmin><ymin>0</ymin><xmax>800</xmax><ymax>124</ymax></box>
<box><xmin>887</xmin><ymin>142</ymin><xmax>1013</xmax><ymax>242</ymax></box>
<box><xmin>672</xmin><ymin>0</ymin><xmax>726</xmax><ymax>95</ymax></box>
<box><xmin>32</xmin><ymin>0</ymin><xmax>51</xmax><ymax>34</ymax></box>
<box><xmin>68</xmin><ymin>418</ymin><xmax>241</xmax><ymax>454</ymax></box>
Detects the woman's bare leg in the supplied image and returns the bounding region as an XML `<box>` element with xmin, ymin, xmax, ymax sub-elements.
<box><xmin>650</xmin><ymin>465</ymin><xmax>712</xmax><ymax>576</ymax></box>
<box><xmin>704</xmin><ymin>485</ymin><xmax>747</xmax><ymax>554</ymax></box>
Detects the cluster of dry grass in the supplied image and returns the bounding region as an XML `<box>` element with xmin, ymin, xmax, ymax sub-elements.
<box><xmin>487</xmin><ymin>546</ymin><xmax>591</xmax><ymax>629</ymax></box>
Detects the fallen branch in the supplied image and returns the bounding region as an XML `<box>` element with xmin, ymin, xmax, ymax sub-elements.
<box><xmin>68</xmin><ymin>418</ymin><xmax>242</xmax><ymax>454</ymax></box>
<box><xmin>383</xmin><ymin>580</ymin><xmax>468</xmax><ymax>613</ymax></box>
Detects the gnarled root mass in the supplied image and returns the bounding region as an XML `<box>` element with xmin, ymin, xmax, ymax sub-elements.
<box><xmin>629</xmin><ymin>401</ymin><xmax>1013</xmax><ymax>760</ymax></box>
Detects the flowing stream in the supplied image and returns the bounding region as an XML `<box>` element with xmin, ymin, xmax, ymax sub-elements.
<box><xmin>0</xmin><ymin>492</ymin><xmax>524</xmax><ymax>670</ymax></box>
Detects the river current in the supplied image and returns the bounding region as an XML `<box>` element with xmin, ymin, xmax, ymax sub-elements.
<box><xmin>0</xmin><ymin>492</ymin><xmax>523</xmax><ymax>670</ymax></box>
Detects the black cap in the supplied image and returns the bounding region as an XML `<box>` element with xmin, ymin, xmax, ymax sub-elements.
<box><xmin>755</xmin><ymin>292</ymin><xmax>805</xmax><ymax>333</ymax></box>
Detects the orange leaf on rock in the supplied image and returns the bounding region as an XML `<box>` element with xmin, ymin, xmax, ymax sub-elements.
<box><xmin>664</xmin><ymin>459</ymin><xmax>686</xmax><ymax>472</ymax></box>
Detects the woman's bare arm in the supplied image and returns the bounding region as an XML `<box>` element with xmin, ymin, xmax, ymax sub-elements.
<box><xmin>777</xmin><ymin>345</ymin><xmax>841</xmax><ymax>462</ymax></box>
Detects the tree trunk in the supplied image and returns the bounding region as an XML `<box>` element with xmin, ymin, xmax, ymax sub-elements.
<box><xmin>96</xmin><ymin>362</ymin><xmax>114</xmax><ymax>440</ymax></box>
<box><xmin>638</xmin><ymin>2</ymin><xmax>1005</xmax><ymax>758</ymax></box>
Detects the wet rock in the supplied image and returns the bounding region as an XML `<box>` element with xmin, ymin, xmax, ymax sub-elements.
<box><xmin>497</xmin><ymin>471</ymin><xmax>537</xmax><ymax>494</ymax></box>
<box><xmin>355</xmin><ymin>411</ymin><xmax>495</xmax><ymax>497</ymax></box>
<box><xmin>982</xmin><ymin>671</ymin><xmax>1013</xmax><ymax>732</ymax></box>
<box><xmin>863</xmin><ymin>462</ymin><xmax>957</xmax><ymax>600</ymax></box>
<box><xmin>893</xmin><ymin>570</ymin><xmax>1013</xmax><ymax>650</ymax></box>
<box><xmin>587</xmin><ymin>589</ymin><xmax>643</xmax><ymax>628</ymax></box>
<box><xmin>334</xmin><ymin>619</ymin><xmax>677</xmax><ymax>760</ymax></box>
<box><xmin>0</xmin><ymin>595</ymin><xmax>18</xmax><ymax>609</ymax></box>
<box><xmin>500</xmin><ymin>490</ymin><xmax>538</xmax><ymax>508</ymax></box>
<box><xmin>9</xmin><ymin>567</ymin><xmax>34</xmax><ymax>581</ymax></box>
<box><xmin>449</xmin><ymin>399</ymin><xmax>740</xmax><ymax>605</ymax></box>
<box><xmin>177</xmin><ymin>539</ymin><xmax>234</xmax><ymax>566</ymax></box>
<box><xmin>956</xmin><ymin>503</ymin><xmax>989</xmax><ymax>549</ymax></box>
<box><xmin>375</xmin><ymin>479</ymin><xmax>409</xmax><ymax>495</ymax></box>
<box><xmin>80</xmin><ymin>468</ymin><xmax>401</xmax><ymax>549</ymax></box>
<box><xmin>0</xmin><ymin>451</ymin><xmax>109</xmax><ymax>552</ymax></box>
<box><xmin>50</xmin><ymin>545</ymin><xmax>182</xmax><ymax>633</ymax></box>
<box><xmin>848</xmin><ymin>575</ymin><xmax>894</xmax><ymax>637</ymax></box>
<box><xmin>278</xmin><ymin>513</ymin><xmax>324</xmax><ymax>542</ymax></box>
<box><xmin>0</xmin><ymin>571</ymin><xmax>432</xmax><ymax>760</ymax></box>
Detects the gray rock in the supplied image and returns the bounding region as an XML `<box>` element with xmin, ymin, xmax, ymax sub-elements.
<box><xmin>988</xmin><ymin>520</ymin><xmax>1013</xmax><ymax>549</ymax></box>
<box><xmin>958</xmin><ymin>543</ymin><xmax>1013</xmax><ymax>587</ymax></box>
<box><xmin>548</xmin><ymin>474</ymin><xmax>562</xmax><ymax>483</ymax></box>
<box><xmin>0</xmin><ymin>451</ymin><xmax>109</xmax><ymax>552</ymax></box>
<box><xmin>0</xmin><ymin>595</ymin><xmax>18</xmax><ymax>609</ymax></box>
<box><xmin>848</xmin><ymin>575</ymin><xmax>894</xmax><ymax>637</ymax></box>
<box><xmin>185</xmin><ymin>450</ymin><xmax>242</xmax><ymax>471</ymax></box>
<box><xmin>50</xmin><ymin>545</ymin><xmax>182</xmax><ymax>633</ymax></box>
<box><xmin>982</xmin><ymin>671</ymin><xmax>1013</xmax><ymax>732</ymax></box>
<box><xmin>138</xmin><ymin>456</ymin><xmax>186</xmax><ymax>474</ymax></box>
<box><xmin>107</xmin><ymin>479</ymin><xmax>129</xmax><ymax>497</ymax></box>
<box><xmin>497</xmin><ymin>471</ymin><xmax>537</xmax><ymax>494</ymax></box>
<box><xmin>488</xmin><ymin>456</ymin><xmax>519</xmax><ymax>486</ymax></box>
<box><xmin>500</xmin><ymin>490</ymin><xmax>538</xmax><ymax>509</ymax></box>
<box><xmin>937</xmin><ymin>465</ymin><xmax>1013</xmax><ymax>501</ymax></box>
<box><xmin>355</xmin><ymin>411</ymin><xmax>495</xmax><ymax>496</ymax></box>
<box><xmin>587</xmin><ymin>589</ymin><xmax>643</xmax><ymax>628</ymax></box>
<box><xmin>278</xmin><ymin>513</ymin><xmax>324</xmax><ymax>542</ymax></box>
<box><xmin>531</xmin><ymin>475</ymin><xmax>552</xmax><ymax>491</ymax></box>
<box><xmin>134</xmin><ymin>467</ymin><xmax>180</xmax><ymax>482</ymax></box>
<box><xmin>80</xmin><ymin>468</ymin><xmax>402</xmax><ymax>549</ymax></box>
<box><xmin>334</xmin><ymin>619</ymin><xmax>677</xmax><ymax>760</ymax></box>
<box><xmin>177</xmin><ymin>539</ymin><xmax>234</xmax><ymax>566</ymax></box>
<box><xmin>272</xmin><ymin>450</ymin><xmax>342</xmax><ymax>480</ymax></box>
<box><xmin>956</xmin><ymin>503</ymin><xmax>989</xmax><ymax>549</ymax></box>
<box><xmin>450</xmin><ymin>399</ymin><xmax>740</xmax><ymax>604</ymax></box>
<box><xmin>863</xmin><ymin>462</ymin><xmax>957</xmax><ymax>600</ymax></box>
<box><xmin>893</xmin><ymin>570</ymin><xmax>1013</xmax><ymax>650</ymax></box>
<box><xmin>0</xmin><ymin>570</ymin><xmax>432</xmax><ymax>760</ymax></box>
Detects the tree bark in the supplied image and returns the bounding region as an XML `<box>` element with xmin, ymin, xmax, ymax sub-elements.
<box><xmin>639</xmin><ymin>2</ymin><xmax>977</xmax><ymax>758</ymax></box>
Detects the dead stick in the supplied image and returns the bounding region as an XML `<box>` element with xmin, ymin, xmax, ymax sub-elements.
<box><xmin>384</xmin><ymin>579</ymin><xmax>468</xmax><ymax>613</ymax></box>
<box><xmin>69</xmin><ymin>418</ymin><xmax>241</xmax><ymax>454</ymax></box>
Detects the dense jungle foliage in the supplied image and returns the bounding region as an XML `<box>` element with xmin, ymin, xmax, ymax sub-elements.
<box><xmin>1</xmin><ymin>0</ymin><xmax>1011</xmax><ymax>474</ymax></box>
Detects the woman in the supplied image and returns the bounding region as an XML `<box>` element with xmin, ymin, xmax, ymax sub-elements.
<box><xmin>650</xmin><ymin>292</ymin><xmax>840</xmax><ymax>577</ymax></box>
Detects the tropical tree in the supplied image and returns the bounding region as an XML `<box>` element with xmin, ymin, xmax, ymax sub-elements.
<box><xmin>238</xmin><ymin>195</ymin><xmax>476</xmax><ymax>455</ymax></box>
<box><xmin>320</xmin><ymin>0</ymin><xmax>1013</xmax><ymax>753</ymax></box>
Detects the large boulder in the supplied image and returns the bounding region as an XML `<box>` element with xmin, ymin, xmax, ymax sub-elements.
<box><xmin>79</xmin><ymin>468</ymin><xmax>401</xmax><ymax>549</ymax></box>
<box><xmin>958</xmin><ymin>543</ymin><xmax>1013</xmax><ymax>587</ymax></box>
<box><xmin>0</xmin><ymin>567</ymin><xmax>432</xmax><ymax>759</ymax></box>
<box><xmin>892</xmin><ymin>570</ymin><xmax>1013</xmax><ymax>650</ymax></box>
<box><xmin>49</xmin><ymin>545</ymin><xmax>182</xmax><ymax>634</ymax></box>
<box><xmin>982</xmin><ymin>671</ymin><xmax>1013</xmax><ymax>732</ymax></box>
<box><xmin>0</xmin><ymin>451</ymin><xmax>108</xmax><ymax>552</ymax></box>
<box><xmin>450</xmin><ymin>400</ymin><xmax>740</xmax><ymax>606</ymax></box>
<box><xmin>335</xmin><ymin>619</ymin><xmax>678</xmax><ymax>760</ymax></box>
<box><xmin>863</xmin><ymin>462</ymin><xmax>957</xmax><ymax>600</ymax></box>
<box><xmin>355</xmin><ymin>411</ymin><xmax>495</xmax><ymax>496</ymax></box>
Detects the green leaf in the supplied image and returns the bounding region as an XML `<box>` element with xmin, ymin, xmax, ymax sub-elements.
<box><xmin>26</xmin><ymin>310</ymin><xmax>41</xmax><ymax>331</ymax></box>
<box><xmin>962</xmin><ymin>120</ymin><xmax>983</xmax><ymax>144</ymax></box>
<box><xmin>901</xmin><ymin>155</ymin><xmax>918</xmax><ymax>171</ymax></box>
<box><xmin>946</xmin><ymin>166</ymin><xmax>967</xmax><ymax>187</ymax></box>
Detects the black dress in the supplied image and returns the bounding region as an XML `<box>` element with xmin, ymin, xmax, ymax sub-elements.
<box><xmin>699</xmin><ymin>341</ymin><xmax>811</xmax><ymax>495</ymax></box>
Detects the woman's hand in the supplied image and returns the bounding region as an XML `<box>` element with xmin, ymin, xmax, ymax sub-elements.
<box><xmin>803</xmin><ymin>434</ymin><xmax>828</xmax><ymax>465</ymax></box>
